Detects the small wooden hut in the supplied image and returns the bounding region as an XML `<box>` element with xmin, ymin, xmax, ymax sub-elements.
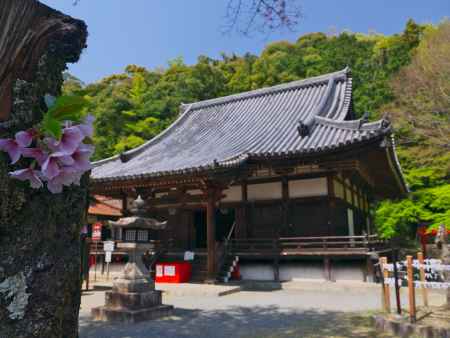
<box><xmin>91</xmin><ymin>68</ymin><xmax>407</xmax><ymax>282</ymax></box>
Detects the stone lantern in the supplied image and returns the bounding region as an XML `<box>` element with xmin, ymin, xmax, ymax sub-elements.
<box><xmin>108</xmin><ymin>195</ymin><xmax>167</xmax><ymax>275</ymax></box>
<box><xmin>92</xmin><ymin>196</ymin><xmax>173</xmax><ymax>322</ymax></box>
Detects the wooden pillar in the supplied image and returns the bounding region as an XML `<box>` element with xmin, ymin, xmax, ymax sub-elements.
<box><xmin>242</xmin><ymin>181</ymin><xmax>249</xmax><ymax>238</ymax></box>
<box><xmin>366</xmin><ymin>256</ymin><xmax>375</xmax><ymax>282</ymax></box>
<box><xmin>417</xmin><ymin>252</ymin><xmax>429</xmax><ymax>307</ymax></box>
<box><xmin>281</xmin><ymin>177</ymin><xmax>289</xmax><ymax>236</ymax></box>
<box><xmin>380</xmin><ymin>257</ymin><xmax>391</xmax><ymax>313</ymax></box>
<box><xmin>121</xmin><ymin>191</ymin><xmax>128</xmax><ymax>216</ymax></box>
<box><xmin>235</xmin><ymin>206</ymin><xmax>247</xmax><ymax>239</ymax></box>
<box><xmin>406</xmin><ymin>255</ymin><xmax>416</xmax><ymax>322</ymax></box>
<box><xmin>273</xmin><ymin>256</ymin><xmax>280</xmax><ymax>282</ymax></box>
<box><xmin>324</xmin><ymin>257</ymin><xmax>332</xmax><ymax>281</ymax></box>
<box><xmin>327</xmin><ymin>175</ymin><xmax>336</xmax><ymax>236</ymax></box>
<box><xmin>206</xmin><ymin>188</ymin><xmax>217</xmax><ymax>281</ymax></box>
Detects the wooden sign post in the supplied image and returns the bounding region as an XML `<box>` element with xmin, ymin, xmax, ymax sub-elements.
<box><xmin>379</xmin><ymin>257</ymin><xmax>391</xmax><ymax>313</ymax></box>
<box><xmin>406</xmin><ymin>255</ymin><xmax>416</xmax><ymax>323</ymax></box>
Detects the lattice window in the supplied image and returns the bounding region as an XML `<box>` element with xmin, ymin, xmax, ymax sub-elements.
<box><xmin>125</xmin><ymin>230</ymin><xmax>136</xmax><ymax>242</ymax></box>
<box><xmin>137</xmin><ymin>230</ymin><xmax>148</xmax><ymax>242</ymax></box>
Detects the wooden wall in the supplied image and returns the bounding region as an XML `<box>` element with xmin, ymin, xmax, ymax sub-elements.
<box><xmin>143</xmin><ymin>171</ymin><xmax>372</xmax><ymax>246</ymax></box>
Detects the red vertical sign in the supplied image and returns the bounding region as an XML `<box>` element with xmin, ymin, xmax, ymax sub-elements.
<box><xmin>92</xmin><ymin>222</ymin><xmax>102</xmax><ymax>242</ymax></box>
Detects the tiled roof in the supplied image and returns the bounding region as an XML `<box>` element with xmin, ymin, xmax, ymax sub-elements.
<box><xmin>91</xmin><ymin>68</ymin><xmax>392</xmax><ymax>182</ymax></box>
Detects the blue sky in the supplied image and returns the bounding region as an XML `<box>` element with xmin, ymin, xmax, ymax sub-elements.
<box><xmin>41</xmin><ymin>0</ymin><xmax>449</xmax><ymax>84</ymax></box>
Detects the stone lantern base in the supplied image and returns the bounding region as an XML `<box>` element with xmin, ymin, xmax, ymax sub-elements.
<box><xmin>92</xmin><ymin>263</ymin><xmax>173</xmax><ymax>323</ymax></box>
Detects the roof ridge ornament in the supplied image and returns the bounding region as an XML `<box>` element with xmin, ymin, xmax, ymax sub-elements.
<box><xmin>358</xmin><ymin>112</ymin><xmax>370</xmax><ymax>129</ymax></box>
<box><xmin>120</xmin><ymin>152</ymin><xmax>130</xmax><ymax>163</ymax></box>
<box><xmin>297</xmin><ymin>121</ymin><xmax>310</xmax><ymax>137</ymax></box>
<box><xmin>297</xmin><ymin>75</ymin><xmax>337</xmax><ymax>137</ymax></box>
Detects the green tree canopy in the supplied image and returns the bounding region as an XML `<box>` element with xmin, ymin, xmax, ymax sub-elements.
<box><xmin>70</xmin><ymin>20</ymin><xmax>425</xmax><ymax>162</ymax></box>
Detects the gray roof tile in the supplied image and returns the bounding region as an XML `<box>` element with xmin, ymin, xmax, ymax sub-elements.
<box><xmin>92</xmin><ymin>68</ymin><xmax>390</xmax><ymax>182</ymax></box>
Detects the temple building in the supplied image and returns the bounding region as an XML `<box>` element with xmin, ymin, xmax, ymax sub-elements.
<box><xmin>91</xmin><ymin>68</ymin><xmax>407</xmax><ymax>283</ymax></box>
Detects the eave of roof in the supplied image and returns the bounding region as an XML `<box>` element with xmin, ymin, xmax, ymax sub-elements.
<box><xmin>88</xmin><ymin>196</ymin><xmax>122</xmax><ymax>216</ymax></box>
<box><xmin>90</xmin><ymin>67</ymin><xmax>403</xmax><ymax>191</ymax></box>
<box><xmin>91</xmin><ymin>124</ymin><xmax>391</xmax><ymax>184</ymax></box>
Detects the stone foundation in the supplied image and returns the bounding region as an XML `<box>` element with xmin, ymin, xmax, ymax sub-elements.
<box><xmin>373</xmin><ymin>314</ymin><xmax>450</xmax><ymax>338</ymax></box>
<box><xmin>92</xmin><ymin>263</ymin><xmax>173</xmax><ymax>323</ymax></box>
<box><xmin>92</xmin><ymin>304</ymin><xmax>173</xmax><ymax>323</ymax></box>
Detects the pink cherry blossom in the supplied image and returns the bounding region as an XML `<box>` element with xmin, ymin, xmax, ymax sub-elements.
<box><xmin>41</xmin><ymin>154</ymin><xmax>61</xmax><ymax>180</ymax></box>
<box><xmin>50</xmin><ymin>126</ymin><xmax>83</xmax><ymax>155</ymax></box>
<box><xmin>15</xmin><ymin>129</ymin><xmax>35</xmax><ymax>147</ymax></box>
<box><xmin>77</xmin><ymin>115</ymin><xmax>95</xmax><ymax>138</ymax></box>
<box><xmin>1</xmin><ymin>110</ymin><xmax>95</xmax><ymax>194</ymax></box>
<box><xmin>9</xmin><ymin>168</ymin><xmax>43</xmax><ymax>189</ymax></box>
<box><xmin>22</xmin><ymin>148</ymin><xmax>48</xmax><ymax>166</ymax></box>
<box><xmin>0</xmin><ymin>139</ymin><xmax>23</xmax><ymax>164</ymax></box>
<box><xmin>59</xmin><ymin>155</ymin><xmax>75</xmax><ymax>166</ymax></box>
<box><xmin>71</xmin><ymin>143</ymin><xmax>94</xmax><ymax>171</ymax></box>
<box><xmin>46</xmin><ymin>167</ymin><xmax>83</xmax><ymax>194</ymax></box>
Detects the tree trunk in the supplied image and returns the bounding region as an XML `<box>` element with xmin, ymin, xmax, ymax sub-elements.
<box><xmin>0</xmin><ymin>1</ymin><xmax>87</xmax><ymax>337</ymax></box>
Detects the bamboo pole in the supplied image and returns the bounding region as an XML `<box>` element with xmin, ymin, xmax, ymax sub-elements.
<box><xmin>417</xmin><ymin>252</ymin><xmax>429</xmax><ymax>307</ymax></box>
<box><xmin>406</xmin><ymin>255</ymin><xmax>416</xmax><ymax>323</ymax></box>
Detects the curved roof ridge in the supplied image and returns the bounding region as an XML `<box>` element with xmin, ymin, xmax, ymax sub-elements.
<box><xmin>187</xmin><ymin>67</ymin><xmax>350</xmax><ymax>110</ymax></box>
<box><xmin>93</xmin><ymin>104</ymin><xmax>194</xmax><ymax>167</ymax></box>
<box><xmin>340</xmin><ymin>68</ymin><xmax>353</xmax><ymax>120</ymax></box>
<box><xmin>93</xmin><ymin>68</ymin><xmax>351</xmax><ymax>167</ymax></box>
<box><xmin>314</xmin><ymin>115</ymin><xmax>391</xmax><ymax>131</ymax></box>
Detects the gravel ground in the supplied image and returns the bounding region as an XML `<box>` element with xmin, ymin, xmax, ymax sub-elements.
<box><xmin>79</xmin><ymin>285</ymin><xmax>444</xmax><ymax>338</ymax></box>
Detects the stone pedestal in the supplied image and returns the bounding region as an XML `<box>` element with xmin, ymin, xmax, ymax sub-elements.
<box><xmin>92</xmin><ymin>263</ymin><xmax>173</xmax><ymax>323</ymax></box>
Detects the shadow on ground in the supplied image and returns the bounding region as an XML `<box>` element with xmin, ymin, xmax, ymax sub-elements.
<box><xmin>79</xmin><ymin>306</ymin><xmax>394</xmax><ymax>338</ymax></box>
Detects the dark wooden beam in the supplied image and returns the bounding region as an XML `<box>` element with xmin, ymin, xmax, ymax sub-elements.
<box><xmin>206</xmin><ymin>188</ymin><xmax>217</xmax><ymax>280</ymax></box>
<box><xmin>121</xmin><ymin>191</ymin><xmax>128</xmax><ymax>216</ymax></box>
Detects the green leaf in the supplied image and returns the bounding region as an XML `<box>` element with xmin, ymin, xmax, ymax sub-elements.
<box><xmin>47</xmin><ymin>95</ymin><xmax>88</xmax><ymax>122</ymax></box>
<box><xmin>42</xmin><ymin>113</ymin><xmax>62</xmax><ymax>139</ymax></box>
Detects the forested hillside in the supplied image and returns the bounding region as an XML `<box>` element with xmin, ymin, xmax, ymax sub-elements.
<box><xmin>65</xmin><ymin>19</ymin><xmax>449</xmax><ymax>238</ymax></box>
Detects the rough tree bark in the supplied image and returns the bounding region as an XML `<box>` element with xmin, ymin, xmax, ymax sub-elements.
<box><xmin>0</xmin><ymin>1</ymin><xmax>87</xmax><ymax>337</ymax></box>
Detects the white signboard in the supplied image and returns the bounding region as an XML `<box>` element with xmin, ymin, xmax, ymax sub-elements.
<box><xmin>184</xmin><ymin>251</ymin><xmax>195</xmax><ymax>261</ymax></box>
<box><xmin>105</xmin><ymin>251</ymin><xmax>112</xmax><ymax>263</ymax></box>
<box><xmin>156</xmin><ymin>265</ymin><xmax>163</xmax><ymax>277</ymax></box>
<box><xmin>103</xmin><ymin>241</ymin><xmax>115</xmax><ymax>252</ymax></box>
<box><xmin>164</xmin><ymin>265</ymin><xmax>176</xmax><ymax>277</ymax></box>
